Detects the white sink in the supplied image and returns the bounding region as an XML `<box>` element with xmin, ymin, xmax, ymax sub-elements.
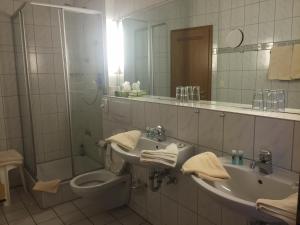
<box><xmin>111</xmin><ymin>135</ymin><xmax>194</xmax><ymax>168</ymax></box>
<box><xmin>192</xmin><ymin>160</ymin><xmax>299</xmax><ymax>223</ymax></box>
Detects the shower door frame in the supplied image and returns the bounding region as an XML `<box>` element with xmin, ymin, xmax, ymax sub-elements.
<box><xmin>11</xmin><ymin>2</ymin><xmax>108</xmax><ymax>180</ymax></box>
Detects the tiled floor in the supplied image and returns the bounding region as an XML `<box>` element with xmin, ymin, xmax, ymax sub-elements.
<box><xmin>0</xmin><ymin>188</ymin><xmax>150</xmax><ymax>225</ymax></box>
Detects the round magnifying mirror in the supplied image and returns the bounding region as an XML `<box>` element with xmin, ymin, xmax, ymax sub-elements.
<box><xmin>225</xmin><ymin>29</ymin><xmax>244</xmax><ymax>48</ymax></box>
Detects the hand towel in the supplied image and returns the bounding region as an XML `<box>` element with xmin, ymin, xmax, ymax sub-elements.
<box><xmin>256</xmin><ymin>192</ymin><xmax>298</xmax><ymax>225</ymax></box>
<box><xmin>268</xmin><ymin>46</ymin><xmax>293</xmax><ymax>81</ymax></box>
<box><xmin>105</xmin><ymin>130</ymin><xmax>142</xmax><ymax>151</ymax></box>
<box><xmin>33</xmin><ymin>179</ymin><xmax>61</xmax><ymax>194</ymax></box>
<box><xmin>291</xmin><ymin>44</ymin><xmax>300</xmax><ymax>79</ymax></box>
<box><xmin>140</xmin><ymin>143</ymin><xmax>178</xmax><ymax>167</ymax></box>
<box><xmin>0</xmin><ymin>149</ymin><xmax>23</xmax><ymax>166</ymax></box>
<box><xmin>181</xmin><ymin>152</ymin><xmax>230</xmax><ymax>181</ymax></box>
<box><xmin>105</xmin><ymin>144</ymin><xmax>126</xmax><ymax>175</ymax></box>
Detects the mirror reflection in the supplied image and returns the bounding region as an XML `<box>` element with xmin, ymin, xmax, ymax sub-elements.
<box><xmin>112</xmin><ymin>0</ymin><xmax>300</xmax><ymax>111</ymax></box>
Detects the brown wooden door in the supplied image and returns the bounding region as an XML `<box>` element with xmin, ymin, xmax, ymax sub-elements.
<box><xmin>171</xmin><ymin>26</ymin><xmax>212</xmax><ymax>100</ymax></box>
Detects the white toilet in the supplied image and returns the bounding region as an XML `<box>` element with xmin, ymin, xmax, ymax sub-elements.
<box><xmin>70</xmin><ymin>144</ymin><xmax>131</xmax><ymax>209</ymax></box>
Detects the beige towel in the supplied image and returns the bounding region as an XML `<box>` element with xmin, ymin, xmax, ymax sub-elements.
<box><xmin>291</xmin><ymin>44</ymin><xmax>300</xmax><ymax>79</ymax></box>
<box><xmin>106</xmin><ymin>130</ymin><xmax>141</xmax><ymax>151</ymax></box>
<box><xmin>0</xmin><ymin>149</ymin><xmax>23</xmax><ymax>166</ymax></box>
<box><xmin>105</xmin><ymin>144</ymin><xmax>126</xmax><ymax>175</ymax></box>
<box><xmin>268</xmin><ymin>46</ymin><xmax>293</xmax><ymax>80</ymax></box>
<box><xmin>33</xmin><ymin>179</ymin><xmax>61</xmax><ymax>194</ymax></box>
<box><xmin>181</xmin><ymin>152</ymin><xmax>230</xmax><ymax>181</ymax></box>
<box><xmin>256</xmin><ymin>193</ymin><xmax>298</xmax><ymax>225</ymax></box>
<box><xmin>140</xmin><ymin>143</ymin><xmax>178</xmax><ymax>167</ymax></box>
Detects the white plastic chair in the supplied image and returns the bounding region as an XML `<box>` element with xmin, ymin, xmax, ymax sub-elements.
<box><xmin>0</xmin><ymin>150</ymin><xmax>27</xmax><ymax>206</ymax></box>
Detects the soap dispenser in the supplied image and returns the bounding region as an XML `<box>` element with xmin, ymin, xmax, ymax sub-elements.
<box><xmin>231</xmin><ymin>150</ymin><xmax>237</xmax><ymax>165</ymax></box>
<box><xmin>238</xmin><ymin>150</ymin><xmax>244</xmax><ymax>165</ymax></box>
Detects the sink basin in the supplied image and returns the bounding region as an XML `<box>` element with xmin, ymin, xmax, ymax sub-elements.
<box><xmin>192</xmin><ymin>160</ymin><xmax>298</xmax><ymax>223</ymax></box>
<box><xmin>111</xmin><ymin>135</ymin><xmax>194</xmax><ymax>168</ymax></box>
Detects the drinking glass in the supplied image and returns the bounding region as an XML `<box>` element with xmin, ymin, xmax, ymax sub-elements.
<box><xmin>276</xmin><ymin>89</ymin><xmax>286</xmax><ymax>112</ymax></box>
<box><xmin>180</xmin><ymin>86</ymin><xmax>188</xmax><ymax>102</ymax></box>
<box><xmin>270</xmin><ymin>90</ymin><xmax>279</xmax><ymax>112</ymax></box>
<box><xmin>176</xmin><ymin>86</ymin><xmax>183</xmax><ymax>101</ymax></box>
<box><xmin>193</xmin><ymin>86</ymin><xmax>201</xmax><ymax>101</ymax></box>
<box><xmin>263</xmin><ymin>89</ymin><xmax>270</xmax><ymax>111</ymax></box>
<box><xmin>186</xmin><ymin>86</ymin><xmax>193</xmax><ymax>102</ymax></box>
<box><xmin>252</xmin><ymin>90</ymin><xmax>264</xmax><ymax>111</ymax></box>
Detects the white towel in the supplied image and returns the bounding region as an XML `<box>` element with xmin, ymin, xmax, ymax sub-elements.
<box><xmin>256</xmin><ymin>193</ymin><xmax>298</xmax><ymax>225</ymax></box>
<box><xmin>291</xmin><ymin>44</ymin><xmax>300</xmax><ymax>79</ymax></box>
<box><xmin>105</xmin><ymin>130</ymin><xmax>142</xmax><ymax>151</ymax></box>
<box><xmin>140</xmin><ymin>143</ymin><xmax>178</xmax><ymax>167</ymax></box>
<box><xmin>105</xmin><ymin>144</ymin><xmax>126</xmax><ymax>175</ymax></box>
<box><xmin>268</xmin><ymin>46</ymin><xmax>293</xmax><ymax>80</ymax></box>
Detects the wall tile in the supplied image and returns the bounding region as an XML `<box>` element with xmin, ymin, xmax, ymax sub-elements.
<box><xmin>178</xmin><ymin>206</ymin><xmax>197</xmax><ymax>225</ymax></box>
<box><xmin>223</xmin><ymin>113</ymin><xmax>255</xmax><ymax>159</ymax></box>
<box><xmin>254</xmin><ymin>117</ymin><xmax>294</xmax><ymax>169</ymax></box>
<box><xmin>159</xmin><ymin>104</ymin><xmax>177</xmax><ymax>138</ymax></box>
<box><xmin>145</xmin><ymin>102</ymin><xmax>160</xmax><ymax>128</ymax></box>
<box><xmin>292</xmin><ymin>122</ymin><xmax>300</xmax><ymax>172</ymax></box>
<box><xmin>275</xmin><ymin>0</ymin><xmax>293</xmax><ymax>20</ymax></box>
<box><xmin>259</xmin><ymin>0</ymin><xmax>275</xmax><ymax>23</ymax></box>
<box><xmin>131</xmin><ymin>101</ymin><xmax>145</xmax><ymax>130</ymax></box>
<box><xmin>177</xmin><ymin>174</ymin><xmax>198</xmax><ymax>212</ymax></box>
<box><xmin>198</xmin><ymin>189</ymin><xmax>222</xmax><ymax>225</ymax></box>
<box><xmin>221</xmin><ymin>207</ymin><xmax>248</xmax><ymax>225</ymax></box>
<box><xmin>109</xmin><ymin>98</ymin><xmax>131</xmax><ymax>124</ymax></box>
<box><xmin>161</xmin><ymin>195</ymin><xmax>178</xmax><ymax>225</ymax></box>
<box><xmin>245</xmin><ymin>3</ymin><xmax>259</xmax><ymax>25</ymax></box>
<box><xmin>198</xmin><ymin>109</ymin><xmax>223</xmax><ymax>151</ymax></box>
<box><xmin>178</xmin><ymin>106</ymin><xmax>198</xmax><ymax>144</ymax></box>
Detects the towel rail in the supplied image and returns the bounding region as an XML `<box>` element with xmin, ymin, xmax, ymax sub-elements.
<box><xmin>214</xmin><ymin>39</ymin><xmax>300</xmax><ymax>54</ymax></box>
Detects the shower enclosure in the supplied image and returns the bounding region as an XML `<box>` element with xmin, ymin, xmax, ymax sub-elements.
<box><xmin>12</xmin><ymin>2</ymin><xmax>106</xmax><ymax>205</ymax></box>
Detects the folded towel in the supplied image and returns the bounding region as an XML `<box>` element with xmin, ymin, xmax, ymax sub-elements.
<box><xmin>291</xmin><ymin>44</ymin><xmax>300</xmax><ymax>79</ymax></box>
<box><xmin>181</xmin><ymin>152</ymin><xmax>230</xmax><ymax>181</ymax></box>
<box><xmin>256</xmin><ymin>193</ymin><xmax>298</xmax><ymax>225</ymax></box>
<box><xmin>268</xmin><ymin>46</ymin><xmax>293</xmax><ymax>81</ymax></box>
<box><xmin>140</xmin><ymin>143</ymin><xmax>178</xmax><ymax>167</ymax></box>
<box><xmin>0</xmin><ymin>149</ymin><xmax>23</xmax><ymax>166</ymax></box>
<box><xmin>106</xmin><ymin>130</ymin><xmax>142</xmax><ymax>151</ymax></box>
<box><xmin>33</xmin><ymin>179</ymin><xmax>61</xmax><ymax>194</ymax></box>
<box><xmin>105</xmin><ymin>144</ymin><xmax>126</xmax><ymax>175</ymax></box>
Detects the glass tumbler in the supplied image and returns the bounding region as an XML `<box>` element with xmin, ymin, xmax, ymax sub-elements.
<box><xmin>176</xmin><ymin>86</ymin><xmax>183</xmax><ymax>101</ymax></box>
<box><xmin>180</xmin><ymin>86</ymin><xmax>188</xmax><ymax>102</ymax></box>
<box><xmin>193</xmin><ymin>86</ymin><xmax>201</xmax><ymax>101</ymax></box>
<box><xmin>252</xmin><ymin>90</ymin><xmax>264</xmax><ymax>111</ymax></box>
<box><xmin>186</xmin><ymin>86</ymin><xmax>193</xmax><ymax>102</ymax></box>
<box><xmin>276</xmin><ymin>89</ymin><xmax>286</xmax><ymax>112</ymax></box>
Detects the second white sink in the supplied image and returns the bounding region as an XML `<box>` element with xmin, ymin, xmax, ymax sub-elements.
<box><xmin>192</xmin><ymin>159</ymin><xmax>298</xmax><ymax>223</ymax></box>
<box><xmin>111</xmin><ymin>135</ymin><xmax>194</xmax><ymax>168</ymax></box>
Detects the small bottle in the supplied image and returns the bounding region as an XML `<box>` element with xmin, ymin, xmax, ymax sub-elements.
<box><xmin>231</xmin><ymin>150</ymin><xmax>237</xmax><ymax>165</ymax></box>
<box><xmin>238</xmin><ymin>150</ymin><xmax>244</xmax><ymax>165</ymax></box>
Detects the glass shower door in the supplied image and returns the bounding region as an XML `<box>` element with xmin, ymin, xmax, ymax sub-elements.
<box><xmin>63</xmin><ymin>11</ymin><xmax>105</xmax><ymax>175</ymax></box>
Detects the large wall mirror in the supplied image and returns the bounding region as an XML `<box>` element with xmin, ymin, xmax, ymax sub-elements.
<box><xmin>111</xmin><ymin>0</ymin><xmax>300</xmax><ymax>112</ymax></box>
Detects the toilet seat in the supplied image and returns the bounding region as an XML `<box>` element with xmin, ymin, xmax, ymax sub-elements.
<box><xmin>70</xmin><ymin>169</ymin><xmax>130</xmax><ymax>197</ymax></box>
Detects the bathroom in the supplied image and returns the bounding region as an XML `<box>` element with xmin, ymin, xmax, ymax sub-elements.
<box><xmin>0</xmin><ymin>0</ymin><xmax>299</xmax><ymax>224</ymax></box>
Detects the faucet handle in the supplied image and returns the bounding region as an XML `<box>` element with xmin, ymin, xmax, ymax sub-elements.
<box><xmin>156</xmin><ymin>125</ymin><xmax>165</xmax><ymax>134</ymax></box>
<box><xmin>259</xmin><ymin>150</ymin><xmax>272</xmax><ymax>162</ymax></box>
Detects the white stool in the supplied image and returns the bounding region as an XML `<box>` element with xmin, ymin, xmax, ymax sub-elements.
<box><xmin>0</xmin><ymin>150</ymin><xmax>27</xmax><ymax>206</ymax></box>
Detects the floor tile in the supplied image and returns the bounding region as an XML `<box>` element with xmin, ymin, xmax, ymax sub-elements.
<box><xmin>32</xmin><ymin>209</ymin><xmax>57</xmax><ymax>224</ymax></box>
<box><xmin>89</xmin><ymin>212</ymin><xmax>116</xmax><ymax>225</ymax></box>
<box><xmin>120</xmin><ymin>213</ymin><xmax>146</xmax><ymax>225</ymax></box>
<box><xmin>53</xmin><ymin>202</ymin><xmax>78</xmax><ymax>216</ymax></box>
<box><xmin>109</xmin><ymin>206</ymin><xmax>133</xmax><ymax>219</ymax></box>
<box><xmin>9</xmin><ymin>217</ymin><xmax>35</xmax><ymax>225</ymax></box>
<box><xmin>72</xmin><ymin>219</ymin><xmax>93</xmax><ymax>225</ymax></box>
<box><xmin>38</xmin><ymin>217</ymin><xmax>63</xmax><ymax>225</ymax></box>
<box><xmin>59</xmin><ymin>210</ymin><xmax>86</xmax><ymax>225</ymax></box>
<box><xmin>4</xmin><ymin>208</ymin><xmax>29</xmax><ymax>223</ymax></box>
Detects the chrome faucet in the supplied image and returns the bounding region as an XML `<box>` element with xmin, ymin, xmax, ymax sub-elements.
<box><xmin>146</xmin><ymin>125</ymin><xmax>166</xmax><ymax>142</ymax></box>
<box><xmin>250</xmin><ymin>150</ymin><xmax>273</xmax><ymax>175</ymax></box>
